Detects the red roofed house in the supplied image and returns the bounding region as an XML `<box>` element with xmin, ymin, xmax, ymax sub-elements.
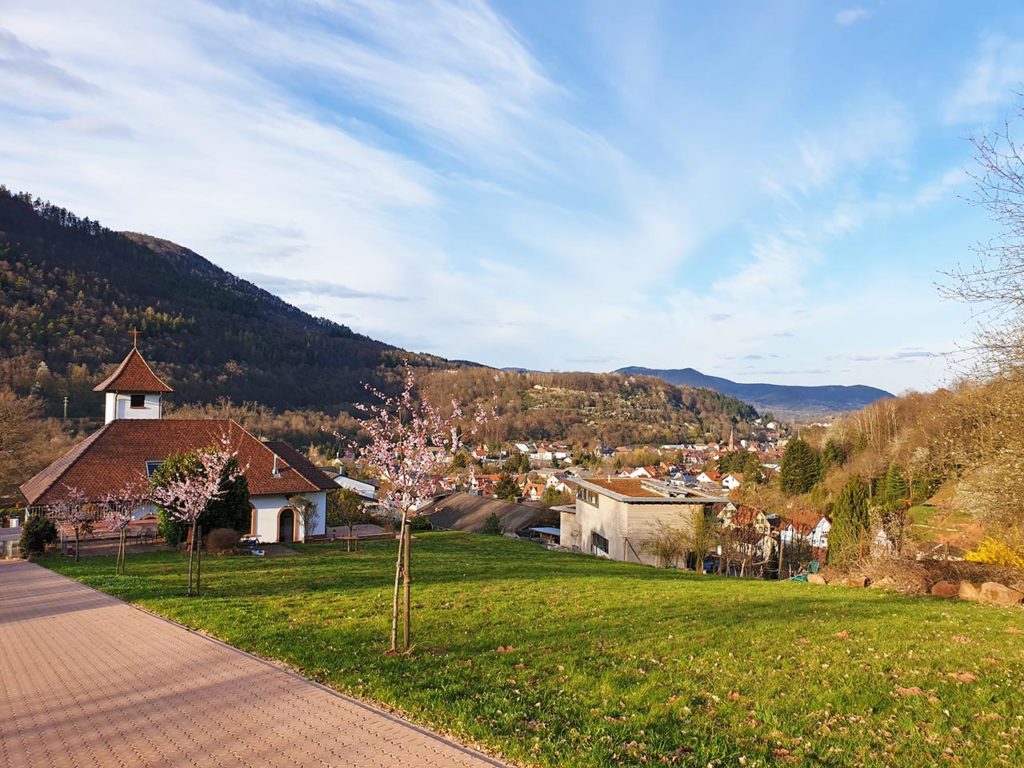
<box><xmin>21</xmin><ymin>343</ymin><xmax>335</xmax><ymax>543</ymax></box>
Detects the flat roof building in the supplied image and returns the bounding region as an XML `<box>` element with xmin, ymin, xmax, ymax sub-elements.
<box><xmin>560</xmin><ymin>477</ymin><xmax>726</xmax><ymax>567</ymax></box>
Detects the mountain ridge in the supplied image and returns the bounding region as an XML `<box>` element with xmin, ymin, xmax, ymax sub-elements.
<box><xmin>616</xmin><ymin>366</ymin><xmax>894</xmax><ymax>419</ymax></box>
<box><xmin>0</xmin><ymin>186</ymin><xmax>762</xmax><ymax>446</ymax></box>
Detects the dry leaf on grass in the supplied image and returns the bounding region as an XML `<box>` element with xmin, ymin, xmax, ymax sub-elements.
<box><xmin>949</xmin><ymin>672</ymin><xmax>978</xmax><ymax>683</ymax></box>
<box><xmin>894</xmin><ymin>686</ymin><xmax>925</xmax><ymax>697</ymax></box>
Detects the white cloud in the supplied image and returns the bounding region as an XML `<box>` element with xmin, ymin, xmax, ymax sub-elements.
<box><xmin>945</xmin><ymin>34</ymin><xmax>1024</xmax><ymax>124</ymax></box>
<box><xmin>0</xmin><ymin>0</ymin><xmax>981</xmax><ymax>394</ymax></box>
<box><xmin>835</xmin><ymin>8</ymin><xmax>872</xmax><ymax>27</ymax></box>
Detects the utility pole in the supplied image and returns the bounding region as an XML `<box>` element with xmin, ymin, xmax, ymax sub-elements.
<box><xmin>63</xmin><ymin>396</ymin><xmax>69</xmax><ymax>421</ymax></box>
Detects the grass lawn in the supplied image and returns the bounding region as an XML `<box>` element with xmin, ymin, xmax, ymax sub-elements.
<box><xmin>41</xmin><ymin>532</ymin><xmax>1024</xmax><ymax>768</ymax></box>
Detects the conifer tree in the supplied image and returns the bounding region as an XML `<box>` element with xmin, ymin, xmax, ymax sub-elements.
<box><xmin>494</xmin><ymin>472</ymin><xmax>521</xmax><ymax>502</ymax></box>
<box><xmin>829</xmin><ymin>477</ymin><xmax>870</xmax><ymax>564</ymax></box>
<box><xmin>779</xmin><ymin>437</ymin><xmax>820</xmax><ymax>495</ymax></box>
<box><xmin>879</xmin><ymin>463</ymin><xmax>909</xmax><ymax>509</ymax></box>
<box><xmin>820</xmin><ymin>438</ymin><xmax>848</xmax><ymax>470</ymax></box>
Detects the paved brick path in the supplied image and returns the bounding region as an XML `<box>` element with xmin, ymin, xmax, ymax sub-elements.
<box><xmin>0</xmin><ymin>561</ymin><xmax>507</xmax><ymax>768</ymax></box>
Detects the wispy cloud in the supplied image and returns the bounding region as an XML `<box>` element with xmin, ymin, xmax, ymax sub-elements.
<box><xmin>0</xmin><ymin>1</ymin><xmax>989</xmax><ymax>393</ymax></box>
<box><xmin>945</xmin><ymin>34</ymin><xmax>1024</xmax><ymax>123</ymax></box>
<box><xmin>244</xmin><ymin>273</ymin><xmax>411</xmax><ymax>302</ymax></box>
<box><xmin>835</xmin><ymin>8</ymin><xmax>873</xmax><ymax>27</ymax></box>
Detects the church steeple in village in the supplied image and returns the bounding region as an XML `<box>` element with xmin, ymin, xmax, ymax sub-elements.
<box><xmin>93</xmin><ymin>333</ymin><xmax>173</xmax><ymax>424</ymax></box>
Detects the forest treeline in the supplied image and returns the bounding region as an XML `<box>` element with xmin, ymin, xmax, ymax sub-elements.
<box><xmin>0</xmin><ymin>186</ymin><xmax>445</xmax><ymax>417</ymax></box>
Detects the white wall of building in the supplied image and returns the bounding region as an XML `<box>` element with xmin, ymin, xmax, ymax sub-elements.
<box><xmin>105</xmin><ymin>392</ymin><xmax>162</xmax><ymax>424</ymax></box>
<box><xmin>251</xmin><ymin>491</ymin><xmax>327</xmax><ymax>543</ymax></box>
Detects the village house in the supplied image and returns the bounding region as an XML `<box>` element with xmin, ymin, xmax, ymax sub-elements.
<box><xmin>779</xmin><ymin>508</ymin><xmax>831</xmax><ymax>558</ymax></box>
<box><xmin>560</xmin><ymin>477</ymin><xmax>726</xmax><ymax>567</ymax></box>
<box><xmin>20</xmin><ymin>343</ymin><xmax>335</xmax><ymax>543</ymax></box>
<box><xmin>722</xmin><ymin>472</ymin><xmax>744</xmax><ymax>491</ymax></box>
<box><xmin>718</xmin><ymin>505</ymin><xmax>774</xmax><ymax>563</ymax></box>
<box><xmin>628</xmin><ymin>465</ymin><xmax>658</xmax><ymax>479</ymax></box>
<box><xmin>695</xmin><ymin>470</ymin><xmax>723</xmax><ymax>488</ymax></box>
<box><xmin>522</xmin><ymin>481</ymin><xmax>546</xmax><ymax>502</ymax></box>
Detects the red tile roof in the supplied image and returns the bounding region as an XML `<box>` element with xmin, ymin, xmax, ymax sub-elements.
<box><xmin>781</xmin><ymin>508</ymin><xmax>827</xmax><ymax>534</ymax></box>
<box><xmin>730</xmin><ymin>505</ymin><xmax>766</xmax><ymax>527</ymax></box>
<box><xmin>20</xmin><ymin>419</ymin><xmax>333</xmax><ymax>505</ymax></box>
<box><xmin>263</xmin><ymin>441</ymin><xmax>336</xmax><ymax>492</ymax></box>
<box><xmin>93</xmin><ymin>348</ymin><xmax>173</xmax><ymax>393</ymax></box>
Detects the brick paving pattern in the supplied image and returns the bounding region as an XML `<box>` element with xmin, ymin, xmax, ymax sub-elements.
<box><xmin>0</xmin><ymin>561</ymin><xmax>508</xmax><ymax>768</ymax></box>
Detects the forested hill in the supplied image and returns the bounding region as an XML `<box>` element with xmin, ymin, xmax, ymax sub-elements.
<box><xmin>0</xmin><ymin>186</ymin><xmax>760</xmax><ymax>444</ymax></box>
<box><xmin>0</xmin><ymin>186</ymin><xmax>445</xmax><ymax>417</ymax></box>
<box><xmin>420</xmin><ymin>368</ymin><xmax>759</xmax><ymax>447</ymax></box>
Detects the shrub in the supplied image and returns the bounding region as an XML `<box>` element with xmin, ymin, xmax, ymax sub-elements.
<box><xmin>410</xmin><ymin>515</ymin><xmax>432</xmax><ymax>532</ymax></box>
<box><xmin>480</xmin><ymin>513</ymin><xmax>503</xmax><ymax>535</ymax></box>
<box><xmin>19</xmin><ymin>514</ymin><xmax>57</xmax><ymax>558</ymax></box>
<box><xmin>206</xmin><ymin>528</ymin><xmax>241</xmax><ymax>555</ymax></box>
<box><xmin>966</xmin><ymin>538</ymin><xmax>1024</xmax><ymax>569</ymax></box>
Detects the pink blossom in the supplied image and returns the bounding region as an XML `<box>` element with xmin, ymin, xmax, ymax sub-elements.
<box><xmin>149</xmin><ymin>435</ymin><xmax>243</xmax><ymax>525</ymax></box>
<box><xmin>355</xmin><ymin>366</ymin><xmax>487</xmax><ymax>514</ymax></box>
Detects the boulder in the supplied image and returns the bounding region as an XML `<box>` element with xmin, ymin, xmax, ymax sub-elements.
<box><xmin>959</xmin><ymin>581</ymin><xmax>983</xmax><ymax>602</ymax></box>
<box><xmin>979</xmin><ymin>582</ymin><xmax>1024</xmax><ymax>608</ymax></box>
<box><xmin>841</xmin><ymin>576</ymin><xmax>869</xmax><ymax>588</ymax></box>
<box><xmin>869</xmin><ymin>577</ymin><xmax>896</xmax><ymax>591</ymax></box>
<box><xmin>931</xmin><ymin>581</ymin><xmax>960</xmax><ymax>598</ymax></box>
<box><xmin>807</xmin><ymin>573</ymin><xmax>827</xmax><ymax>585</ymax></box>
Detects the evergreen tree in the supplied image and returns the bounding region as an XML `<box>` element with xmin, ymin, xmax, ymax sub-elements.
<box><xmin>493</xmin><ymin>472</ymin><xmax>521</xmax><ymax>502</ymax></box>
<box><xmin>820</xmin><ymin>438</ymin><xmax>848</xmax><ymax>470</ymax></box>
<box><xmin>829</xmin><ymin>477</ymin><xmax>870</xmax><ymax>564</ymax></box>
<box><xmin>779</xmin><ymin>437</ymin><xmax>820</xmax><ymax>495</ymax></box>
<box><xmin>742</xmin><ymin>452</ymin><xmax>765</xmax><ymax>483</ymax></box>
<box><xmin>879</xmin><ymin>463</ymin><xmax>909</xmax><ymax>509</ymax></box>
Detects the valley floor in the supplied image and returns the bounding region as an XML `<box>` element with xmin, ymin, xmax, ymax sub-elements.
<box><xmin>41</xmin><ymin>532</ymin><xmax>1024</xmax><ymax>768</ymax></box>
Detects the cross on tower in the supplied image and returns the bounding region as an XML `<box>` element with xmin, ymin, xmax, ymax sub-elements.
<box><xmin>130</xmin><ymin>328</ymin><xmax>140</xmax><ymax>348</ymax></box>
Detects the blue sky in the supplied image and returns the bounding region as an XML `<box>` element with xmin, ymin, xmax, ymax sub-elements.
<box><xmin>2</xmin><ymin>1</ymin><xmax>1023</xmax><ymax>394</ymax></box>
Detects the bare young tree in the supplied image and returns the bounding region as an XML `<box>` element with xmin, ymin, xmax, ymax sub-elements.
<box><xmin>48</xmin><ymin>486</ymin><xmax>95</xmax><ymax>562</ymax></box>
<box><xmin>943</xmin><ymin>102</ymin><xmax>1024</xmax><ymax>371</ymax></box>
<box><xmin>643</xmin><ymin>520</ymin><xmax>688</xmax><ymax>568</ymax></box>
<box><xmin>103</xmin><ymin>481</ymin><xmax>148</xmax><ymax>575</ymax></box>
<box><xmin>941</xmin><ymin>101</ymin><xmax>1024</xmax><ymax>552</ymax></box>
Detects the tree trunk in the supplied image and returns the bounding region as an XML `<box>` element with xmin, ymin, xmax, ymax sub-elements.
<box><xmin>196</xmin><ymin>524</ymin><xmax>203</xmax><ymax>597</ymax></box>
<box><xmin>389</xmin><ymin>508</ymin><xmax>408</xmax><ymax>653</ymax></box>
<box><xmin>74</xmin><ymin>528</ymin><xmax>80</xmax><ymax>562</ymax></box>
<box><xmin>187</xmin><ymin>520</ymin><xmax>197</xmax><ymax>596</ymax></box>
<box><xmin>402</xmin><ymin>519</ymin><xmax>412</xmax><ymax>653</ymax></box>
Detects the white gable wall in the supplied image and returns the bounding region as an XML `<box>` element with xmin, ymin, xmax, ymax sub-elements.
<box><xmin>251</xmin><ymin>491</ymin><xmax>327</xmax><ymax>543</ymax></box>
<box><xmin>104</xmin><ymin>392</ymin><xmax>162</xmax><ymax>424</ymax></box>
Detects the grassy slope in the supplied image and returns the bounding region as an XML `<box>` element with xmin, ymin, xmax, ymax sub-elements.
<box><xmin>42</xmin><ymin>533</ymin><xmax>1024</xmax><ymax>768</ymax></box>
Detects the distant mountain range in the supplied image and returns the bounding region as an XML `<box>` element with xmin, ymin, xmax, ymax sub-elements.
<box><xmin>615</xmin><ymin>367</ymin><xmax>894</xmax><ymax>420</ymax></box>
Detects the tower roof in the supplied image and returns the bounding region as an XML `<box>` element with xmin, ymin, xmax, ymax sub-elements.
<box><xmin>93</xmin><ymin>347</ymin><xmax>173</xmax><ymax>394</ymax></box>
